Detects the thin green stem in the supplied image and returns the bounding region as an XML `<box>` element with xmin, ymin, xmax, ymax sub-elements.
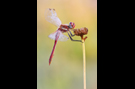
<box><xmin>82</xmin><ymin>39</ymin><xmax>86</xmax><ymax>89</ymax></box>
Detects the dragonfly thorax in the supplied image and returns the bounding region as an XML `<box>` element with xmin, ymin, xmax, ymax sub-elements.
<box><xmin>58</xmin><ymin>24</ymin><xmax>69</xmax><ymax>33</ymax></box>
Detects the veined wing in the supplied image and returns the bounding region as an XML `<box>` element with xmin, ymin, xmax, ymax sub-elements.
<box><xmin>45</xmin><ymin>8</ymin><xmax>62</xmax><ymax>27</ymax></box>
<box><xmin>48</xmin><ymin>30</ymin><xmax>69</xmax><ymax>41</ymax></box>
<box><xmin>58</xmin><ymin>31</ymin><xmax>69</xmax><ymax>41</ymax></box>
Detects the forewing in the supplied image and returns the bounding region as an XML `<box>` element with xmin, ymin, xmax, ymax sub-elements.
<box><xmin>45</xmin><ymin>8</ymin><xmax>62</xmax><ymax>27</ymax></box>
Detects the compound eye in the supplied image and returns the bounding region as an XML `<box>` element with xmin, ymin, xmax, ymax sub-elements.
<box><xmin>70</xmin><ymin>22</ymin><xmax>73</xmax><ymax>25</ymax></box>
<box><xmin>73</xmin><ymin>23</ymin><xmax>75</xmax><ymax>28</ymax></box>
<box><xmin>71</xmin><ymin>23</ymin><xmax>75</xmax><ymax>28</ymax></box>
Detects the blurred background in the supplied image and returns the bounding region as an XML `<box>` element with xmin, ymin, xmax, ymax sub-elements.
<box><xmin>37</xmin><ymin>0</ymin><xmax>97</xmax><ymax>89</ymax></box>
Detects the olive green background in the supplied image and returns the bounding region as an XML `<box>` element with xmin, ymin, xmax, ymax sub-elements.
<box><xmin>37</xmin><ymin>0</ymin><xmax>97</xmax><ymax>89</ymax></box>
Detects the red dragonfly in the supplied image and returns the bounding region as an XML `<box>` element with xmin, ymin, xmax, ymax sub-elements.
<box><xmin>44</xmin><ymin>8</ymin><xmax>82</xmax><ymax>65</ymax></box>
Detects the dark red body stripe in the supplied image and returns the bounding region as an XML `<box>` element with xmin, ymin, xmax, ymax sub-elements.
<box><xmin>49</xmin><ymin>39</ymin><xmax>58</xmax><ymax>65</ymax></box>
<box><xmin>49</xmin><ymin>31</ymin><xmax>60</xmax><ymax>65</ymax></box>
<box><xmin>48</xmin><ymin>24</ymin><xmax>71</xmax><ymax>65</ymax></box>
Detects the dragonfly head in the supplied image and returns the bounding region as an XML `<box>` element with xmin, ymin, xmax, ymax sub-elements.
<box><xmin>69</xmin><ymin>22</ymin><xmax>75</xmax><ymax>29</ymax></box>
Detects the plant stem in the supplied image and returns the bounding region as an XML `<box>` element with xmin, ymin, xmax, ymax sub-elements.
<box><xmin>82</xmin><ymin>38</ymin><xmax>86</xmax><ymax>89</ymax></box>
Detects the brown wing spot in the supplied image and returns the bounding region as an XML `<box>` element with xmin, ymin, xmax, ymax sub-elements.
<box><xmin>53</xmin><ymin>9</ymin><xmax>55</xmax><ymax>11</ymax></box>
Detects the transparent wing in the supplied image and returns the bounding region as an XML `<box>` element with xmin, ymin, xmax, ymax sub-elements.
<box><xmin>48</xmin><ymin>30</ymin><xmax>69</xmax><ymax>41</ymax></box>
<box><xmin>58</xmin><ymin>31</ymin><xmax>69</xmax><ymax>41</ymax></box>
<box><xmin>48</xmin><ymin>31</ymin><xmax>57</xmax><ymax>40</ymax></box>
<box><xmin>45</xmin><ymin>8</ymin><xmax>62</xmax><ymax>27</ymax></box>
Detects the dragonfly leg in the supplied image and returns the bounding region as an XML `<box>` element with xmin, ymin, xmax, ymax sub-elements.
<box><xmin>67</xmin><ymin>32</ymin><xmax>82</xmax><ymax>42</ymax></box>
<box><xmin>69</xmin><ymin>30</ymin><xmax>75</xmax><ymax>37</ymax></box>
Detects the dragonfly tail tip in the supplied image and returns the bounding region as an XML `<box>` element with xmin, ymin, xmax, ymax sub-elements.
<box><xmin>49</xmin><ymin>61</ymin><xmax>51</xmax><ymax>65</ymax></box>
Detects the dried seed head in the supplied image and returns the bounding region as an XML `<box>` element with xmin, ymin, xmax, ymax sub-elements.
<box><xmin>74</xmin><ymin>27</ymin><xmax>88</xmax><ymax>36</ymax></box>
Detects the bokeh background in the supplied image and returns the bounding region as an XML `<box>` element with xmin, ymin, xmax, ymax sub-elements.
<box><xmin>37</xmin><ymin>0</ymin><xmax>97</xmax><ymax>89</ymax></box>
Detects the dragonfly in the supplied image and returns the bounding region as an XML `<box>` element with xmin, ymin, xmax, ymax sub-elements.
<box><xmin>44</xmin><ymin>8</ymin><xmax>82</xmax><ymax>65</ymax></box>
